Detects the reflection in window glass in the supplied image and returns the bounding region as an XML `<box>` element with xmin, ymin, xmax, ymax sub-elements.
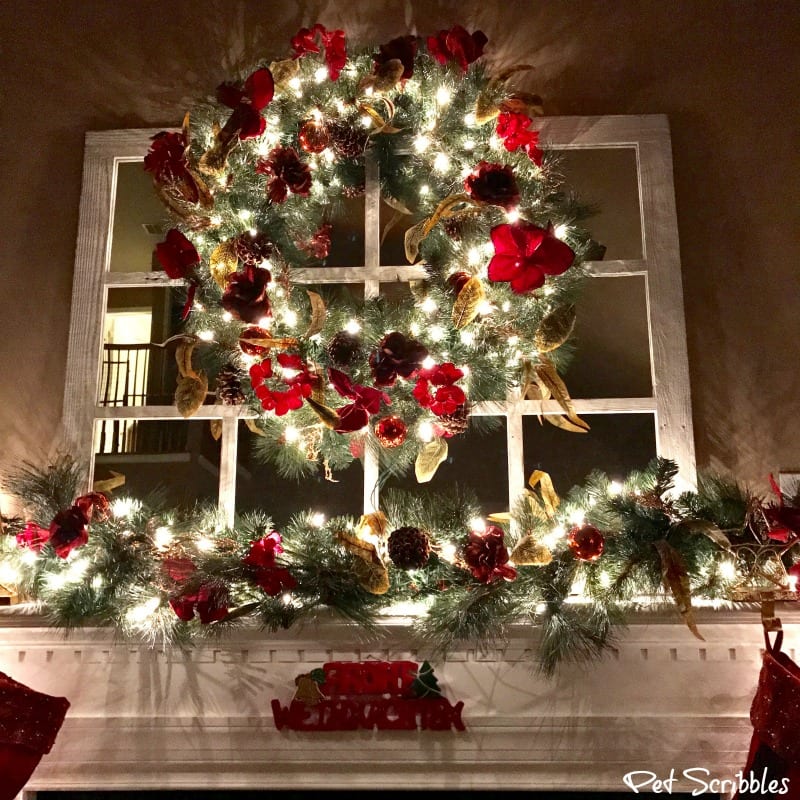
<box><xmin>325</xmin><ymin>193</ymin><xmax>366</xmax><ymax>267</ymax></box>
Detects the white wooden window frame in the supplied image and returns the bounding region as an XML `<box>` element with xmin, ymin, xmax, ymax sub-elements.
<box><xmin>63</xmin><ymin>115</ymin><xmax>695</xmax><ymax>526</ymax></box>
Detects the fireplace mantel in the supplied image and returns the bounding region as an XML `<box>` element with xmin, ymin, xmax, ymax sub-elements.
<box><xmin>2</xmin><ymin>607</ymin><xmax>798</xmax><ymax>793</ymax></box>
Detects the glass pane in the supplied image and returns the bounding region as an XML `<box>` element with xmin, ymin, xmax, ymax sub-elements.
<box><xmin>325</xmin><ymin>193</ymin><xmax>366</xmax><ymax>267</ymax></box>
<box><xmin>109</xmin><ymin>161</ymin><xmax>169</xmax><ymax>273</ymax></box>
<box><xmin>93</xmin><ymin>419</ymin><xmax>220</xmax><ymax>507</ymax></box>
<box><xmin>565</xmin><ymin>275</ymin><xmax>652</xmax><ymax>399</ymax></box>
<box><xmin>235</xmin><ymin>423</ymin><xmax>364</xmax><ymax>524</ymax></box>
<box><xmin>382</xmin><ymin>419</ymin><xmax>509</xmax><ymax>513</ymax></box>
<box><xmin>523</xmin><ymin>413</ymin><xmax>657</xmax><ymax>495</ymax></box>
<box><xmin>553</xmin><ymin>147</ymin><xmax>643</xmax><ymax>261</ymax></box>
<box><xmin>379</xmin><ymin>197</ymin><xmax>417</xmax><ymax>266</ymax></box>
<box><xmin>101</xmin><ymin>287</ymin><xmax>189</xmax><ymax>406</ymax></box>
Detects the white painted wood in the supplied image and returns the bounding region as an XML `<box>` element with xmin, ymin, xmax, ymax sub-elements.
<box><xmin>218</xmin><ymin>417</ymin><xmax>238</xmax><ymax>526</ymax></box>
<box><xmin>1</xmin><ymin>608</ymin><xmax>796</xmax><ymax>791</ymax></box>
<box><xmin>94</xmin><ymin>405</ymin><xmax>259</xmax><ymax>419</ymax></box>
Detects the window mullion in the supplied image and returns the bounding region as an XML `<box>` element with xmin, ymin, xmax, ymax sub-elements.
<box><xmin>218</xmin><ymin>417</ymin><xmax>238</xmax><ymax>527</ymax></box>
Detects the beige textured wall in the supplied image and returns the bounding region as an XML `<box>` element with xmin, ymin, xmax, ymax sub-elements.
<box><xmin>1</xmin><ymin>0</ymin><xmax>798</xmax><ymax>490</ymax></box>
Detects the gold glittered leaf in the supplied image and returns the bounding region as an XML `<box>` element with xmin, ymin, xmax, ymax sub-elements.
<box><xmin>474</xmin><ymin>92</ymin><xmax>500</xmax><ymax>124</ymax></box>
<box><xmin>527</xmin><ymin>469</ymin><xmax>560</xmax><ymax>518</ymax></box>
<box><xmin>404</xmin><ymin>219</ymin><xmax>428</xmax><ymax>264</ymax></box>
<box><xmin>487</xmin><ymin>512</ymin><xmax>512</xmax><ymax>523</ymax></box>
<box><xmin>534</xmin><ymin>357</ymin><xmax>590</xmax><ymax>432</ymax></box>
<box><xmin>544</xmin><ymin>415</ymin><xmax>590</xmax><ymax>434</ymax></box>
<box><xmin>359</xmin><ymin>58</ymin><xmax>405</xmax><ymax>94</ymax></box>
<box><xmin>335</xmin><ymin>528</ymin><xmax>382</xmax><ymax>566</ymax></box>
<box><xmin>209</xmin><ymin>240</ymin><xmax>239</xmax><ymax>289</ymax></box>
<box><xmin>175</xmin><ymin>372</ymin><xmax>208</xmax><ymax>418</ymax></box>
<box><xmin>210</xmin><ymin>419</ymin><xmax>223</xmax><ymax>441</ymax></box>
<box><xmin>334</xmin><ymin>528</ymin><xmax>391</xmax><ymax>595</ymax></box>
<box><xmin>270</xmin><ymin>58</ymin><xmax>300</xmax><ymax>89</ymax></box>
<box><xmin>244</xmin><ymin>418</ymin><xmax>268</xmax><ymax>437</ymax></box>
<box><xmin>415</xmin><ymin>438</ymin><xmax>448</xmax><ymax>483</ymax></box>
<box><xmin>654</xmin><ymin>540</ymin><xmax>705</xmax><ymax>641</ymax></box>
<box><xmin>354</xmin><ymin>559</ymin><xmax>391</xmax><ymax>594</ymax></box>
<box><xmin>510</xmin><ymin>536</ymin><xmax>553</xmax><ymax>566</ymax></box>
<box><xmin>175</xmin><ymin>339</ymin><xmax>199</xmax><ymax>380</ymax></box>
<box><xmin>357</xmin><ymin>511</ymin><xmax>389</xmax><ymax>543</ymax></box>
<box><xmin>92</xmin><ymin>470</ymin><xmax>126</xmax><ymax>493</ymax></box>
<box><xmin>304</xmin><ymin>290</ymin><xmax>327</xmax><ymax>337</ymax></box>
<box><xmin>452</xmin><ymin>276</ymin><xmax>485</xmax><ymax>329</ymax></box>
<box><xmin>534</xmin><ymin>304</ymin><xmax>576</xmax><ymax>352</ymax></box>
<box><xmin>499</xmin><ymin>91</ymin><xmax>544</xmax><ymax>117</ymax></box>
<box><xmin>306</xmin><ymin>397</ymin><xmax>340</xmax><ymax>429</ymax></box>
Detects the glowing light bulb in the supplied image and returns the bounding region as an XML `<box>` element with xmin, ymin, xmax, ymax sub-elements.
<box><xmin>414</xmin><ymin>134</ymin><xmax>430</xmax><ymax>153</ymax></box>
<box><xmin>345</xmin><ymin>318</ymin><xmax>361</xmax><ymax>334</ymax></box>
<box><xmin>501</xmin><ymin>301</ymin><xmax>511</xmax><ymax>312</ymax></box>
<box><xmin>460</xmin><ymin>330</ymin><xmax>475</xmax><ymax>346</ymax></box>
<box><xmin>210</xmin><ymin>215</ymin><xmax>222</xmax><ymax>226</ymax></box>
<box><xmin>222</xmin><ymin>311</ymin><xmax>233</xmax><ymax>322</ymax></box>
<box><xmin>281</xmin><ymin>368</ymin><xmax>299</xmax><ymax>380</ymax></box>
<box><xmin>719</xmin><ymin>560</ymin><xmax>738</xmax><ymax>581</ymax></box>
<box><xmin>410</xmin><ymin>322</ymin><xmax>421</xmax><ymax>336</ymax></box>
<box><xmin>0</xmin><ymin>563</ymin><xmax>18</xmax><ymax>584</ymax></box>
<box><xmin>196</xmin><ymin>536</ymin><xmax>215</xmax><ymax>552</ymax></box>
<box><xmin>421</xmin><ymin>356</ymin><xmax>436</xmax><ymax>370</ymax></box>
<box><xmin>282</xmin><ymin>592</ymin><xmax>295</xmax><ymax>606</ymax></box>
<box><xmin>436</xmin><ymin>86</ymin><xmax>451</xmax><ymax>105</ymax></box>
<box><xmin>477</xmin><ymin>300</ymin><xmax>493</xmax><ymax>316</ymax></box>
<box><xmin>508</xmin><ymin>335</ymin><xmax>519</xmax><ymax>346</ymax></box>
<box><xmin>310</xmin><ymin>512</ymin><xmax>326</xmax><ymax>528</ymax></box>
<box><xmin>417</xmin><ymin>421</ymin><xmax>435</xmax><ymax>442</ymax></box>
<box><xmin>467</xmin><ymin>248</ymin><xmax>480</xmax><ymax>266</ymax></box>
<box><xmin>789</xmin><ymin>575</ymin><xmax>799</xmax><ymax>592</ymax></box>
<box><xmin>360</xmin><ymin>115</ymin><xmax>373</xmax><ymax>128</ymax></box>
<box><xmin>489</xmin><ymin>134</ymin><xmax>502</xmax><ymax>150</ymax></box>
<box><xmin>112</xmin><ymin>498</ymin><xmax>139</xmax><ymax>519</ymax></box>
<box><xmin>542</xmin><ymin>524</ymin><xmax>566</xmax><ymax>548</ymax></box>
<box><xmin>469</xmin><ymin>517</ymin><xmax>485</xmax><ymax>532</ymax></box>
<box><xmin>464</xmin><ymin>112</ymin><xmax>476</xmax><ymax>126</ymax></box>
<box><xmin>554</xmin><ymin>224</ymin><xmax>569</xmax><ymax>240</ymax></box>
<box><xmin>463</xmin><ymin>139</ymin><xmax>476</xmax><ymax>151</ymax></box>
<box><xmin>197</xmin><ymin>330</ymin><xmax>215</xmax><ymax>342</ymax></box>
<box><xmin>599</xmin><ymin>571</ymin><xmax>612</xmax><ymax>588</ymax></box>
<box><xmin>420</xmin><ymin>297</ymin><xmax>437</xmax><ymax>314</ymax></box>
<box><xmin>608</xmin><ymin>481</ymin><xmax>623</xmax><ymax>496</ymax></box>
<box><xmin>506</xmin><ymin>208</ymin><xmax>520</xmax><ymax>223</ymax></box>
<box><xmin>433</xmin><ymin>153</ymin><xmax>450</xmax><ymax>173</ymax></box>
<box><xmin>569</xmin><ymin>509</ymin><xmax>585</xmax><ymax>526</ymax></box>
<box><xmin>126</xmin><ymin>596</ymin><xmax>161</xmax><ymax>624</ymax></box>
<box><xmin>238</xmin><ymin>209</ymin><xmax>252</xmax><ymax>221</ymax></box>
<box><xmin>428</xmin><ymin>325</ymin><xmax>445</xmax><ymax>342</ymax></box>
<box><xmin>419</xmin><ymin>184</ymin><xmax>430</xmax><ymax>196</ymax></box>
<box><xmin>439</xmin><ymin>542</ymin><xmax>457</xmax><ymax>562</ymax></box>
<box><xmin>153</xmin><ymin>526</ymin><xmax>173</xmax><ymax>550</ymax></box>
<box><xmin>284</xmin><ymin>309</ymin><xmax>298</xmax><ymax>326</ymax></box>
<box><xmin>314</xmin><ymin>66</ymin><xmax>328</xmax><ymax>83</ymax></box>
<box><xmin>284</xmin><ymin>426</ymin><xmax>300</xmax><ymax>443</ymax></box>
<box><xmin>288</xmin><ymin>77</ymin><xmax>301</xmax><ymax>90</ymax></box>
<box><xmin>20</xmin><ymin>549</ymin><xmax>38</xmax><ymax>566</ymax></box>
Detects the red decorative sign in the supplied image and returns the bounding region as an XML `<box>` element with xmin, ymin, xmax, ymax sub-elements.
<box><xmin>271</xmin><ymin>660</ymin><xmax>465</xmax><ymax>732</ymax></box>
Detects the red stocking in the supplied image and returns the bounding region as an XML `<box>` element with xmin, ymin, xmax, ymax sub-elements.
<box><xmin>0</xmin><ymin>672</ymin><xmax>69</xmax><ymax>800</ymax></box>
<box><xmin>736</xmin><ymin>630</ymin><xmax>800</xmax><ymax>800</ymax></box>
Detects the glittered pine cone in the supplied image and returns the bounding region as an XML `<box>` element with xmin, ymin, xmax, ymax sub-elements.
<box><xmin>216</xmin><ymin>364</ymin><xmax>246</xmax><ymax>405</ymax></box>
<box><xmin>328</xmin><ymin>120</ymin><xmax>369</xmax><ymax>159</ymax></box>
<box><xmin>437</xmin><ymin>403</ymin><xmax>470</xmax><ymax>436</ymax></box>
<box><xmin>221</xmin><ymin>264</ymin><xmax>272</xmax><ymax>323</ymax></box>
<box><xmin>463</xmin><ymin>161</ymin><xmax>520</xmax><ymax>211</ymax></box>
<box><xmin>342</xmin><ymin>183</ymin><xmax>366</xmax><ymax>199</ymax></box>
<box><xmin>326</xmin><ymin>331</ymin><xmax>362</xmax><ymax>367</ymax></box>
<box><xmin>235</xmin><ymin>231</ymin><xmax>274</xmax><ymax>267</ymax></box>
<box><xmin>369</xmin><ymin>331</ymin><xmax>428</xmax><ymax>387</ymax></box>
<box><xmin>388</xmin><ymin>527</ymin><xmax>431</xmax><ymax>570</ymax></box>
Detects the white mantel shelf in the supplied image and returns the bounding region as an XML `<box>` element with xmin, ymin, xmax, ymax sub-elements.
<box><xmin>2</xmin><ymin>607</ymin><xmax>799</xmax><ymax>793</ymax></box>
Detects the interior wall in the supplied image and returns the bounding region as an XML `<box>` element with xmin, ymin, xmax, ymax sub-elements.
<box><xmin>0</xmin><ymin>0</ymin><xmax>797</xmax><ymax>494</ymax></box>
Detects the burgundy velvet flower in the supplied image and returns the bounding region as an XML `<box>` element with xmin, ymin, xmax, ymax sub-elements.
<box><xmin>369</xmin><ymin>332</ymin><xmax>429</xmax><ymax>387</ymax></box>
<box><xmin>16</xmin><ymin>522</ymin><xmax>50</xmax><ymax>552</ymax></box>
<box><xmin>487</xmin><ymin>221</ymin><xmax>575</xmax><ymax>294</ymax></box>
<box><xmin>162</xmin><ymin>556</ymin><xmax>197</xmax><ymax>583</ymax></box>
<box><xmin>221</xmin><ymin>265</ymin><xmax>272</xmax><ymax>323</ymax></box>
<box><xmin>243</xmin><ymin>531</ymin><xmax>283</xmax><ymax>568</ymax></box>
<box><xmin>329</xmin><ymin>368</ymin><xmax>391</xmax><ymax>433</ymax></box>
<box><xmin>374</xmin><ymin>35</ymin><xmax>418</xmax><ymax>80</ymax></box>
<box><xmin>463</xmin><ymin>162</ymin><xmax>520</xmax><ymax>210</ymax></box>
<box><xmin>243</xmin><ymin>532</ymin><xmax>297</xmax><ymax>597</ymax></box>
<box><xmin>463</xmin><ymin>525</ymin><xmax>517</xmax><ymax>583</ymax></box>
<box><xmin>169</xmin><ymin>584</ymin><xmax>229</xmax><ymax>624</ymax></box>
<box><xmin>495</xmin><ymin>112</ymin><xmax>543</xmax><ymax>166</ymax></box>
<box><xmin>74</xmin><ymin>492</ymin><xmax>110</xmax><ymax>523</ymax></box>
<box><xmin>49</xmin><ymin>506</ymin><xmax>90</xmax><ymax>559</ymax></box>
<box><xmin>413</xmin><ymin>362</ymin><xmax>466</xmax><ymax>416</ymax></box>
<box><xmin>143</xmin><ymin>131</ymin><xmax>189</xmax><ymax>184</ymax></box>
<box><xmin>216</xmin><ymin>68</ymin><xmax>275</xmax><ymax>140</ymax></box>
<box><xmin>291</xmin><ymin>24</ymin><xmax>347</xmax><ymax>81</ymax></box>
<box><xmin>256</xmin><ymin>146</ymin><xmax>313</xmax><ymax>203</ymax></box>
<box><xmin>427</xmin><ymin>26</ymin><xmax>487</xmax><ymax>72</ymax></box>
<box><xmin>298</xmin><ymin>222</ymin><xmax>333</xmax><ymax>259</ymax></box>
<box><xmin>155</xmin><ymin>229</ymin><xmax>200</xmax><ymax>280</ymax></box>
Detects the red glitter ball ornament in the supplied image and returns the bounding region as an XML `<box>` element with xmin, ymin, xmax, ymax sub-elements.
<box><xmin>238</xmin><ymin>326</ymin><xmax>272</xmax><ymax>357</ymax></box>
<box><xmin>374</xmin><ymin>415</ymin><xmax>407</xmax><ymax>448</ymax></box>
<box><xmin>298</xmin><ymin>119</ymin><xmax>330</xmax><ymax>153</ymax></box>
<box><xmin>567</xmin><ymin>524</ymin><xmax>605</xmax><ymax>562</ymax></box>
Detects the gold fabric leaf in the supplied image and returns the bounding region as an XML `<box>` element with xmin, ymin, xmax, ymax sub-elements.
<box><xmin>654</xmin><ymin>540</ymin><xmax>705</xmax><ymax>641</ymax></box>
<box><xmin>175</xmin><ymin>339</ymin><xmax>199</xmax><ymax>380</ymax></box>
<box><xmin>357</xmin><ymin>511</ymin><xmax>389</xmax><ymax>542</ymax></box>
<box><xmin>415</xmin><ymin>438</ymin><xmax>448</xmax><ymax>483</ymax></box>
<box><xmin>92</xmin><ymin>470</ymin><xmax>126</xmax><ymax>493</ymax></box>
<box><xmin>359</xmin><ymin>58</ymin><xmax>405</xmax><ymax>93</ymax></box>
<box><xmin>534</xmin><ymin>357</ymin><xmax>590</xmax><ymax>432</ymax></box>
<box><xmin>175</xmin><ymin>372</ymin><xmax>208</xmax><ymax>418</ymax></box>
<box><xmin>304</xmin><ymin>290</ymin><xmax>327</xmax><ymax>337</ymax></box>
<box><xmin>510</xmin><ymin>536</ymin><xmax>553</xmax><ymax>566</ymax></box>
<box><xmin>544</xmin><ymin>415</ymin><xmax>590</xmax><ymax>434</ymax></box>
<box><xmin>451</xmin><ymin>276</ymin><xmax>485</xmax><ymax>329</ymax></box>
<box><xmin>244</xmin><ymin>335</ymin><xmax>299</xmax><ymax>351</ymax></box>
<box><xmin>210</xmin><ymin>419</ymin><xmax>223</xmax><ymax>441</ymax></box>
<box><xmin>527</xmin><ymin>469</ymin><xmax>560</xmax><ymax>518</ymax></box>
<box><xmin>270</xmin><ymin>58</ymin><xmax>300</xmax><ymax>89</ymax></box>
<box><xmin>209</xmin><ymin>240</ymin><xmax>238</xmax><ymax>289</ymax></box>
<box><xmin>534</xmin><ymin>304</ymin><xmax>576</xmax><ymax>352</ymax></box>
<box><xmin>499</xmin><ymin>91</ymin><xmax>544</xmax><ymax>117</ymax></box>
<box><xmin>353</xmin><ymin>560</ymin><xmax>391</xmax><ymax>595</ymax></box>
<box><xmin>404</xmin><ymin>219</ymin><xmax>428</xmax><ymax>264</ymax></box>
<box><xmin>244</xmin><ymin>418</ymin><xmax>267</xmax><ymax>437</ymax></box>
<box><xmin>306</xmin><ymin>397</ymin><xmax>340</xmax><ymax>430</ymax></box>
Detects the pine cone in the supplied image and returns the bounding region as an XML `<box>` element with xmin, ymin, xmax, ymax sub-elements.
<box><xmin>328</xmin><ymin>120</ymin><xmax>369</xmax><ymax>159</ymax></box>
<box><xmin>437</xmin><ymin>403</ymin><xmax>470</xmax><ymax>436</ymax></box>
<box><xmin>442</xmin><ymin>218</ymin><xmax>464</xmax><ymax>241</ymax></box>
<box><xmin>326</xmin><ymin>331</ymin><xmax>362</xmax><ymax>367</ymax></box>
<box><xmin>216</xmin><ymin>364</ymin><xmax>246</xmax><ymax>405</ymax></box>
<box><xmin>235</xmin><ymin>231</ymin><xmax>274</xmax><ymax>267</ymax></box>
<box><xmin>388</xmin><ymin>527</ymin><xmax>431</xmax><ymax>570</ymax></box>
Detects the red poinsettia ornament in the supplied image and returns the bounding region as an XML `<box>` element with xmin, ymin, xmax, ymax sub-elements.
<box><xmin>216</xmin><ymin>68</ymin><xmax>275</xmax><ymax>140</ymax></box>
<box><xmin>488</xmin><ymin>221</ymin><xmax>575</xmax><ymax>294</ymax></box>
<box><xmin>463</xmin><ymin>162</ymin><xmax>520</xmax><ymax>210</ymax></box>
<box><xmin>243</xmin><ymin>532</ymin><xmax>297</xmax><ymax>596</ymax></box>
<box><xmin>369</xmin><ymin>332</ymin><xmax>429</xmax><ymax>387</ymax></box>
<box><xmin>155</xmin><ymin>229</ymin><xmax>200</xmax><ymax>280</ymax></box>
<box><xmin>16</xmin><ymin>522</ymin><xmax>50</xmax><ymax>552</ymax></box>
<box><xmin>256</xmin><ymin>146</ymin><xmax>312</xmax><ymax>203</ymax></box>
<box><xmin>427</xmin><ymin>26</ymin><xmax>488</xmax><ymax>72</ymax></box>
<box><xmin>221</xmin><ymin>265</ymin><xmax>272</xmax><ymax>323</ymax></box>
<box><xmin>291</xmin><ymin>24</ymin><xmax>347</xmax><ymax>81</ymax></box>
<box><xmin>374</xmin><ymin>35</ymin><xmax>418</xmax><ymax>80</ymax></box>
<box><xmin>329</xmin><ymin>368</ymin><xmax>391</xmax><ymax>433</ymax></box>
<box><xmin>413</xmin><ymin>363</ymin><xmax>467</xmax><ymax>416</ymax></box>
<box><xmin>495</xmin><ymin>112</ymin><xmax>543</xmax><ymax>165</ymax></box>
<box><xmin>464</xmin><ymin>525</ymin><xmax>517</xmax><ymax>583</ymax></box>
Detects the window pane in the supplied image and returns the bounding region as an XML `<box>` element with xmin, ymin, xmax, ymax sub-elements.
<box><xmin>523</xmin><ymin>413</ymin><xmax>657</xmax><ymax>495</ymax></box>
<box><xmin>382</xmin><ymin>419</ymin><xmax>509</xmax><ymax>513</ymax></box>
<box><xmin>93</xmin><ymin>419</ymin><xmax>220</xmax><ymax>506</ymax></box>
<box><xmin>553</xmin><ymin>147</ymin><xmax>643</xmax><ymax>261</ymax></box>
<box><xmin>325</xmin><ymin>192</ymin><xmax>366</xmax><ymax>267</ymax></box>
<box><xmin>101</xmin><ymin>287</ymin><xmax>188</xmax><ymax>407</ymax></box>
<box><xmin>379</xmin><ymin>197</ymin><xmax>416</xmax><ymax>266</ymax></box>
<box><xmin>565</xmin><ymin>275</ymin><xmax>652</xmax><ymax>399</ymax></box>
<box><xmin>109</xmin><ymin>161</ymin><xmax>169</xmax><ymax>273</ymax></box>
<box><xmin>235</xmin><ymin>422</ymin><xmax>364</xmax><ymax>524</ymax></box>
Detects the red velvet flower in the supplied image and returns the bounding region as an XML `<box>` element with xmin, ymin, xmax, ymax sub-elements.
<box><xmin>162</xmin><ymin>556</ymin><xmax>197</xmax><ymax>583</ymax></box>
<box><xmin>369</xmin><ymin>332</ymin><xmax>429</xmax><ymax>387</ymax></box>
<box><xmin>291</xmin><ymin>24</ymin><xmax>347</xmax><ymax>81</ymax></box>
<box><xmin>143</xmin><ymin>131</ymin><xmax>189</xmax><ymax>184</ymax></box>
<box><xmin>413</xmin><ymin>362</ymin><xmax>467</xmax><ymax>416</ymax></box>
<box><xmin>374</xmin><ymin>35</ymin><xmax>418</xmax><ymax>80</ymax></box>
<box><xmin>74</xmin><ymin>492</ymin><xmax>110</xmax><ymax>523</ymax></box>
<box><xmin>488</xmin><ymin>221</ymin><xmax>575</xmax><ymax>294</ymax></box>
<box><xmin>243</xmin><ymin>532</ymin><xmax>297</xmax><ymax>597</ymax></box>
<box><xmin>221</xmin><ymin>265</ymin><xmax>272</xmax><ymax>323</ymax></box>
<box><xmin>495</xmin><ymin>112</ymin><xmax>543</xmax><ymax>165</ymax></box>
<box><xmin>48</xmin><ymin>506</ymin><xmax>89</xmax><ymax>559</ymax></box>
<box><xmin>256</xmin><ymin>146</ymin><xmax>312</xmax><ymax>204</ymax></box>
<box><xmin>329</xmin><ymin>368</ymin><xmax>391</xmax><ymax>433</ymax></box>
<box><xmin>427</xmin><ymin>26</ymin><xmax>487</xmax><ymax>72</ymax></box>
<box><xmin>16</xmin><ymin>522</ymin><xmax>50</xmax><ymax>552</ymax></box>
<box><xmin>463</xmin><ymin>162</ymin><xmax>520</xmax><ymax>210</ymax></box>
<box><xmin>155</xmin><ymin>229</ymin><xmax>200</xmax><ymax>280</ymax></box>
<box><xmin>463</xmin><ymin>525</ymin><xmax>517</xmax><ymax>583</ymax></box>
<box><xmin>169</xmin><ymin>584</ymin><xmax>229</xmax><ymax>624</ymax></box>
<box><xmin>216</xmin><ymin>68</ymin><xmax>275</xmax><ymax>140</ymax></box>
<box><xmin>298</xmin><ymin>222</ymin><xmax>333</xmax><ymax>260</ymax></box>
<box><xmin>244</xmin><ymin>531</ymin><xmax>283</xmax><ymax>568</ymax></box>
